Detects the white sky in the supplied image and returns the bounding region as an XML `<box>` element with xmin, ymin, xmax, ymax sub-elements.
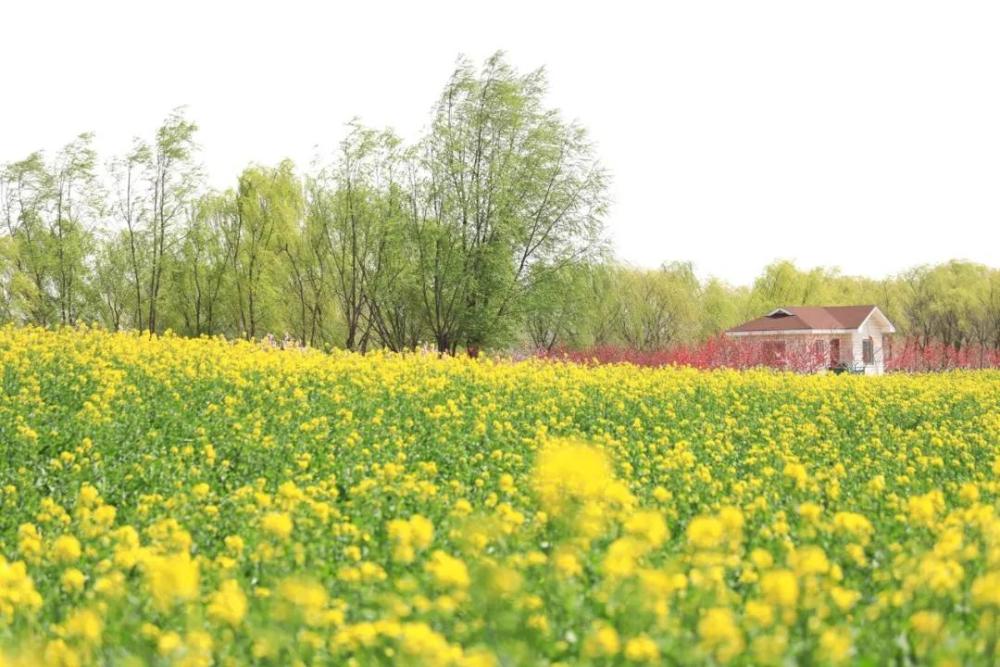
<box><xmin>2</xmin><ymin>0</ymin><xmax>998</xmax><ymax>285</ymax></box>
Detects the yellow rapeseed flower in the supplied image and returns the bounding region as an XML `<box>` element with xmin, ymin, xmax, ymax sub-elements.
<box><xmin>686</xmin><ymin>516</ymin><xmax>724</xmax><ymax>550</ymax></box>
<box><xmin>583</xmin><ymin>623</ymin><xmax>620</xmax><ymax>657</ymax></box>
<box><xmin>760</xmin><ymin>569</ymin><xmax>799</xmax><ymax>608</ymax></box>
<box><xmin>261</xmin><ymin>512</ymin><xmax>294</xmax><ymax>540</ymax></box>
<box><xmin>817</xmin><ymin>627</ymin><xmax>853</xmax><ymax>664</ymax></box>
<box><xmin>63</xmin><ymin>607</ymin><xmax>103</xmax><ymax>645</ymax></box>
<box><xmin>60</xmin><ymin>568</ymin><xmax>86</xmax><ymax>593</ymax></box>
<box><xmin>698</xmin><ymin>607</ymin><xmax>744</xmax><ymax>663</ymax></box>
<box><xmin>51</xmin><ymin>535</ymin><xmax>82</xmax><ymax>564</ymax></box>
<box><xmin>207</xmin><ymin>579</ymin><xmax>248</xmax><ymax>627</ymax></box>
<box><xmin>623</xmin><ymin>634</ymin><xmax>659</xmax><ymax>662</ymax></box>
<box><xmin>144</xmin><ymin>552</ymin><xmax>200</xmax><ymax>611</ymax></box>
<box><xmin>426</xmin><ymin>551</ymin><xmax>470</xmax><ymax>589</ymax></box>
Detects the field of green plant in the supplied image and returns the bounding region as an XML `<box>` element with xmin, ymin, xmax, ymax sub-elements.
<box><xmin>1</xmin><ymin>327</ymin><xmax>999</xmax><ymax>666</ymax></box>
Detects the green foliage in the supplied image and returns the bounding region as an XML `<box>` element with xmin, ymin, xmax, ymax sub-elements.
<box><xmin>413</xmin><ymin>53</ymin><xmax>608</xmax><ymax>352</ymax></box>
<box><xmin>0</xmin><ymin>57</ymin><xmax>996</xmax><ymax>354</ymax></box>
<box><xmin>0</xmin><ymin>135</ymin><xmax>99</xmax><ymax>326</ymax></box>
<box><xmin>550</xmin><ymin>259</ymin><xmax>1000</xmax><ymax>353</ymax></box>
<box><xmin>613</xmin><ymin>262</ymin><xmax>703</xmax><ymax>351</ymax></box>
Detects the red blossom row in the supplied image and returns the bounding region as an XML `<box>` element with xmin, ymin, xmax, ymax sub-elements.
<box><xmin>884</xmin><ymin>340</ymin><xmax>1000</xmax><ymax>372</ymax></box>
<box><xmin>537</xmin><ymin>338</ymin><xmax>1000</xmax><ymax>373</ymax></box>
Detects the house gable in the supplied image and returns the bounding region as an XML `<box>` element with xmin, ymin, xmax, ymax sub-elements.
<box><xmin>856</xmin><ymin>306</ymin><xmax>896</xmax><ymax>334</ymax></box>
<box><xmin>725</xmin><ymin>305</ymin><xmax>892</xmax><ymax>336</ymax></box>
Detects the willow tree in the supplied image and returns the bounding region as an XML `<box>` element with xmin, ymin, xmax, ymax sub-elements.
<box><xmin>283</xmin><ymin>185</ymin><xmax>331</xmax><ymax>347</ymax></box>
<box><xmin>410</xmin><ymin>52</ymin><xmax>608</xmax><ymax>353</ymax></box>
<box><xmin>223</xmin><ymin>160</ymin><xmax>302</xmax><ymax>340</ymax></box>
<box><xmin>90</xmin><ymin>231</ymin><xmax>133</xmax><ymax>331</ymax></box>
<box><xmin>146</xmin><ymin>111</ymin><xmax>199</xmax><ymax>334</ymax></box>
<box><xmin>48</xmin><ymin>133</ymin><xmax>100</xmax><ymax>325</ymax></box>
<box><xmin>108</xmin><ymin>139</ymin><xmax>151</xmax><ymax>330</ymax></box>
<box><xmin>0</xmin><ymin>135</ymin><xmax>98</xmax><ymax>325</ymax></box>
<box><xmin>0</xmin><ymin>152</ymin><xmax>52</xmax><ymax>324</ymax></box>
<box><xmin>109</xmin><ymin>110</ymin><xmax>199</xmax><ymax>333</ymax></box>
<box><xmin>169</xmin><ymin>194</ymin><xmax>231</xmax><ymax>336</ymax></box>
<box><xmin>310</xmin><ymin>123</ymin><xmax>410</xmax><ymax>350</ymax></box>
<box><xmin>614</xmin><ymin>262</ymin><xmax>703</xmax><ymax>351</ymax></box>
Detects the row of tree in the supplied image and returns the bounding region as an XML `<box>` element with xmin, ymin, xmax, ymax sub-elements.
<box><xmin>2</xmin><ymin>55</ymin><xmax>607</xmax><ymax>353</ymax></box>
<box><xmin>526</xmin><ymin>259</ymin><xmax>1000</xmax><ymax>353</ymax></box>
<box><xmin>2</xmin><ymin>53</ymin><xmax>998</xmax><ymax>354</ymax></box>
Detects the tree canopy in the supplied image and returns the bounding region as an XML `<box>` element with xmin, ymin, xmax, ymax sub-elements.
<box><xmin>1</xmin><ymin>54</ymin><xmax>997</xmax><ymax>354</ymax></box>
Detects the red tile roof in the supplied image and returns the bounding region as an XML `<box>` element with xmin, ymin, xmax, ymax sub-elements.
<box><xmin>726</xmin><ymin>305</ymin><xmax>878</xmax><ymax>333</ymax></box>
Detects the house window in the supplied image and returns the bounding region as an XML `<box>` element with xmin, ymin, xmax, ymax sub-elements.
<box><xmin>882</xmin><ymin>335</ymin><xmax>892</xmax><ymax>360</ymax></box>
<box><xmin>813</xmin><ymin>340</ymin><xmax>826</xmax><ymax>363</ymax></box>
<box><xmin>863</xmin><ymin>338</ymin><xmax>874</xmax><ymax>365</ymax></box>
<box><xmin>762</xmin><ymin>340</ymin><xmax>786</xmax><ymax>365</ymax></box>
<box><xmin>829</xmin><ymin>339</ymin><xmax>840</xmax><ymax>367</ymax></box>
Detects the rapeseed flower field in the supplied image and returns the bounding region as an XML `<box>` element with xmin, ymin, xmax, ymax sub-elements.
<box><xmin>1</xmin><ymin>326</ymin><xmax>999</xmax><ymax>666</ymax></box>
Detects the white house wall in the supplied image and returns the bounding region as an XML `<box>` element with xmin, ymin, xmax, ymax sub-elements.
<box><xmin>725</xmin><ymin>308</ymin><xmax>897</xmax><ymax>375</ymax></box>
<box><xmin>851</xmin><ymin>318</ymin><xmax>892</xmax><ymax>374</ymax></box>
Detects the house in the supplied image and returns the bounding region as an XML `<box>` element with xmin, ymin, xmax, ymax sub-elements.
<box><xmin>725</xmin><ymin>305</ymin><xmax>896</xmax><ymax>375</ymax></box>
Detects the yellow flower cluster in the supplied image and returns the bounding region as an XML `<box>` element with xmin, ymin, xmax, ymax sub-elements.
<box><xmin>388</xmin><ymin>514</ymin><xmax>435</xmax><ymax>563</ymax></box>
<box><xmin>0</xmin><ymin>557</ymin><xmax>43</xmax><ymax>622</ymax></box>
<box><xmin>0</xmin><ymin>325</ymin><xmax>998</xmax><ymax>665</ymax></box>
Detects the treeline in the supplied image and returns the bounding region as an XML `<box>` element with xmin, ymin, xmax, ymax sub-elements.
<box><xmin>2</xmin><ymin>53</ymin><xmax>998</xmax><ymax>354</ymax></box>
<box><xmin>541</xmin><ymin>259</ymin><xmax>1000</xmax><ymax>353</ymax></box>
<box><xmin>1</xmin><ymin>54</ymin><xmax>606</xmax><ymax>353</ymax></box>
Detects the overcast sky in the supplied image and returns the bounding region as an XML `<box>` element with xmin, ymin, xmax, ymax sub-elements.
<box><xmin>2</xmin><ymin>1</ymin><xmax>998</xmax><ymax>285</ymax></box>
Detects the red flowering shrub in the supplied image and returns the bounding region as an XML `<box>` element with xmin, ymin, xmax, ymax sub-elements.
<box><xmin>540</xmin><ymin>337</ymin><xmax>826</xmax><ymax>372</ymax></box>
<box><xmin>884</xmin><ymin>340</ymin><xmax>1000</xmax><ymax>372</ymax></box>
<box><xmin>539</xmin><ymin>337</ymin><xmax>1000</xmax><ymax>373</ymax></box>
